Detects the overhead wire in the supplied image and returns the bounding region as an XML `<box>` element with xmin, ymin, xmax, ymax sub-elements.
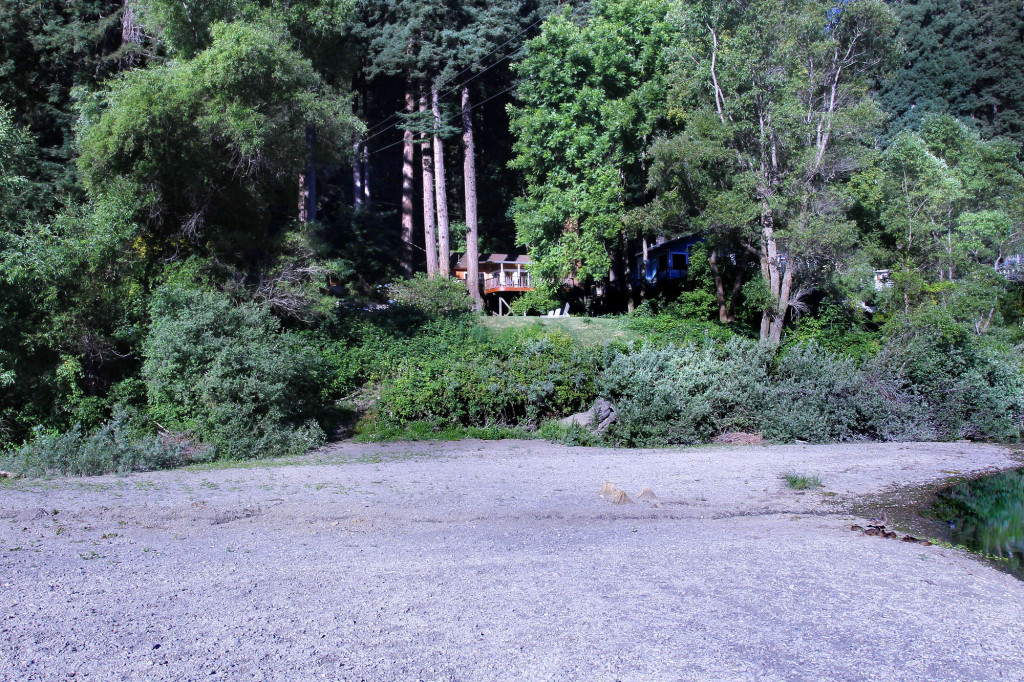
<box><xmin>359</xmin><ymin>2</ymin><xmax>590</xmax><ymax>147</ymax></box>
<box><xmin>364</xmin><ymin>1</ymin><xmax>666</xmax><ymax>157</ymax></box>
<box><xmin>358</xmin><ymin>3</ymin><xmax>574</xmax><ymax>142</ymax></box>
<box><xmin>364</xmin><ymin>81</ymin><xmax>520</xmax><ymax>157</ymax></box>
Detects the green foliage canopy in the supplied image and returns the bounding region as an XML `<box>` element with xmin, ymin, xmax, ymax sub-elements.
<box><xmin>655</xmin><ymin>0</ymin><xmax>898</xmax><ymax>342</ymax></box>
<box><xmin>76</xmin><ymin>20</ymin><xmax>358</xmax><ymax>264</ymax></box>
<box><xmin>509</xmin><ymin>0</ymin><xmax>676</xmax><ymax>285</ymax></box>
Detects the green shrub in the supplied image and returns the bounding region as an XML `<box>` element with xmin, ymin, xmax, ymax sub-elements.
<box><xmin>143</xmin><ymin>286</ymin><xmax>326</xmax><ymax>460</ymax></box>
<box><xmin>783</xmin><ymin>304</ymin><xmax>880</xmax><ymax>360</ymax></box>
<box><xmin>598</xmin><ymin>339</ymin><xmax>773</xmax><ymax>446</ymax></box>
<box><xmin>537</xmin><ymin>420</ymin><xmax>600</xmax><ymax>446</ymax></box>
<box><xmin>510</xmin><ymin>281</ymin><xmax>561</xmax><ymax>316</ymax></box>
<box><xmin>873</xmin><ymin>310</ymin><xmax>1024</xmax><ymax>440</ymax></box>
<box><xmin>371</xmin><ymin>328</ymin><xmax>601</xmax><ymax>429</ymax></box>
<box><xmin>782</xmin><ymin>473</ymin><xmax>823</xmax><ymax>490</ymax></box>
<box><xmin>386</xmin><ymin>274</ymin><xmax>473</xmax><ymax>318</ymax></box>
<box><xmin>313</xmin><ymin>299</ymin><xmax>487</xmax><ymax>399</ymax></box>
<box><xmin>623</xmin><ymin>305</ymin><xmax>741</xmax><ymax>346</ymax></box>
<box><xmin>596</xmin><ymin>339</ymin><xmax>939</xmax><ymax>447</ymax></box>
<box><xmin>1</xmin><ymin>407</ymin><xmax>209</xmax><ymax>477</ymax></box>
<box><xmin>765</xmin><ymin>343</ymin><xmax>931</xmax><ymax>443</ymax></box>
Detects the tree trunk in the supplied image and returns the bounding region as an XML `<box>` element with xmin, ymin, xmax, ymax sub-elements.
<box><xmin>709</xmin><ymin>249</ymin><xmax>730</xmax><ymax>323</ymax></box>
<box><xmin>462</xmin><ymin>86</ymin><xmax>483</xmax><ymax>310</ymax></box>
<box><xmin>352</xmin><ymin>134</ymin><xmax>364</xmax><ymax>209</ymax></box>
<box><xmin>401</xmin><ymin>80</ymin><xmax>415</xmax><ymax>277</ymax></box>
<box><xmin>120</xmin><ymin>4</ymin><xmax>142</xmax><ymax>67</ymax></box>
<box><xmin>623</xmin><ymin>235</ymin><xmax>635</xmax><ymax>312</ymax></box>
<box><xmin>641</xmin><ymin>236</ymin><xmax>650</xmax><ymax>301</ymax></box>
<box><xmin>768</xmin><ymin>264</ymin><xmax>793</xmax><ymax>345</ymax></box>
<box><xmin>298</xmin><ymin>125</ymin><xmax>316</xmax><ymax>223</ymax></box>
<box><xmin>759</xmin><ymin>201</ymin><xmax>791</xmax><ymax>343</ymax></box>
<box><xmin>361</xmin><ymin>137</ymin><xmax>370</xmax><ymax>205</ymax></box>
<box><xmin>433</xmin><ymin>88</ymin><xmax>451</xmax><ymax>278</ymax></box>
<box><xmin>352</xmin><ymin>81</ymin><xmax>364</xmax><ymax>209</ymax></box>
<box><xmin>419</xmin><ymin>91</ymin><xmax>438</xmax><ymax>278</ymax></box>
<box><xmin>727</xmin><ymin>250</ymin><xmax>750</xmax><ymax>322</ymax></box>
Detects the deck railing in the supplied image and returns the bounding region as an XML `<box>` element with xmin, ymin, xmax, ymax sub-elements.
<box><xmin>481</xmin><ymin>270</ymin><xmax>531</xmax><ymax>290</ymax></box>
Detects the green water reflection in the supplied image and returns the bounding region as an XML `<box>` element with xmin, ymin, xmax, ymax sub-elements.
<box><xmin>933</xmin><ymin>469</ymin><xmax>1024</xmax><ymax>579</ymax></box>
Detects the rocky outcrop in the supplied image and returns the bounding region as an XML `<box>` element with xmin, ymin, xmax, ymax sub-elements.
<box><xmin>560</xmin><ymin>398</ymin><xmax>617</xmax><ymax>433</ymax></box>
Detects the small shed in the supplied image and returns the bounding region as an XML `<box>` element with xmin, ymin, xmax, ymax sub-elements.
<box><xmin>633</xmin><ymin>235</ymin><xmax>703</xmax><ymax>287</ymax></box>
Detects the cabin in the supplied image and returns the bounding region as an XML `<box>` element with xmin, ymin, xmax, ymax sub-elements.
<box><xmin>632</xmin><ymin>235</ymin><xmax>703</xmax><ymax>289</ymax></box>
<box><xmin>454</xmin><ymin>252</ymin><xmax>534</xmax><ymax>315</ymax></box>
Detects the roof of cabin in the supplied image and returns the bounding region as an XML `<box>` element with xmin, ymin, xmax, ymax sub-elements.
<box><xmin>636</xmin><ymin>234</ymin><xmax>703</xmax><ymax>259</ymax></box>
<box><xmin>454</xmin><ymin>252</ymin><xmax>532</xmax><ymax>270</ymax></box>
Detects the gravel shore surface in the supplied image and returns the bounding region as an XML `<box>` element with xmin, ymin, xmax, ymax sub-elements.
<box><xmin>1</xmin><ymin>440</ymin><xmax>1022</xmax><ymax>681</ymax></box>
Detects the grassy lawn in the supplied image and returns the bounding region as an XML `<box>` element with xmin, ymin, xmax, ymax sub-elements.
<box><xmin>479</xmin><ymin>316</ymin><xmax>642</xmax><ymax>346</ymax></box>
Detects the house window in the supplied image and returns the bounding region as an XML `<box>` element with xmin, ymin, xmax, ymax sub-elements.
<box><xmin>658</xmin><ymin>255</ymin><xmax>668</xmax><ymax>272</ymax></box>
<box><xmin>671</xmin><ymin>253</ymin><xmax>688</xmax><ymax>270</ymax></box>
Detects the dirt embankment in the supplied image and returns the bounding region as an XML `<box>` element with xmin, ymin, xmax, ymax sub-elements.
<box><xmin>1</xmin><ymin>440</ymin><xmax>1022</xmax><ymax>681</ymax></box>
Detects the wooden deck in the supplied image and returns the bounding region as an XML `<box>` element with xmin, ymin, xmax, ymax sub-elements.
<box><xmin>484</xmin><ymin>285</ymin><xmax>533</xmax><ymax>295</ymax></box>
<box><xmin>481</xmin><ymin>271</ymin><xmax>532</xmax><ymax>295</ymax></box>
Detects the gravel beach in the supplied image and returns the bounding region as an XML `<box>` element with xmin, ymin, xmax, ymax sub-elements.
<box><xmin>1</xmin><ymin>440</ymin><xmax>1022</xmax><ymax>681</ymax></box>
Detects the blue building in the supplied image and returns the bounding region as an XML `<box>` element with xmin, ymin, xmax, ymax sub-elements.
<box><xmin>633</xmin><ymin>235</ymin><xmax>703</xmax><ymax>288</ymax></box>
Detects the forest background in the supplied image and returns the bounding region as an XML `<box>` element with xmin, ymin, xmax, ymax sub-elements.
<box><xmin>1</xmin><ymin>0</ymin><xmax>1023</xmax><ymax>475</ymax></box>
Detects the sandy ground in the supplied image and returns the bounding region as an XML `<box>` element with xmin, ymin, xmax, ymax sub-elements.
<box><xmin>0</xmin><ymin>440</ymin><xmax>1022</xmax><ymax>682</ymax></box>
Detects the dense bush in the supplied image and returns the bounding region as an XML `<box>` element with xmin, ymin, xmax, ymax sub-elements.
<box><xmin>386</xmin><ymin>274</ymin><xmax>473</xmax><ymax>319</ymax></box>
<box><xmin>872</xmin><ymin>310</ymin><xmax>1024</xmax><ymax>441</ymax></box>
<box><xmin>765</xmin><ymin>343</ymin><xmax>931</xmax><ymax>443</ymax></box>
<box><xmin>0</xmin><ymin>407</ymin><xmax>209</xmax><ymax>477</ymax></box>
<box><xmin>597</xmin><ymin>340</ymin><xmax>773</xmax><ymax>446</ymax></box>
<box><xmin>143</xmin><ymin>286</ymin><xmax>326</xmax><ymax>460</ymax></box>
<box><xmin>372</xmin><ymin>327</ymin><xmax>602</xmax><ymax>428</ymax></box>
<box><xmin>330</xmin><ymin>300</ymin><xmax>1021</xmax><ymax>448</ymax></box>
<box><xmin>623</xmin><ymin>303</ymin><xmax>742</xmax><ymax>346</ymax></box>
<box><xmin>594</xmin><ymin>338</ymin><xmax>949</xmax><ymax>447</ymax></box>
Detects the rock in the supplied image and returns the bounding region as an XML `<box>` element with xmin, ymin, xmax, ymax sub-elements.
<box><xmin>637</xmin><ymin>487</ymin><xmax>658</xmax><ymax>502</ymax></box>
<box><xmin>712</xmin><ymin>432</ymin><xmax>764</xmax><ymax>446</ymax></box>
<box><xmin>607</xmin><ymin>490</ymin><xmax>633</xmax><ymax>505</ymax></box>
<box><xmin>599</xmin><ymin>481</ymin><xmax>617</xmax><ymax>497</ymax></box>
<box><xmin>560</xmin><ymin>399</ymin><xmax>617</xmax><ymax>433</ymax></box>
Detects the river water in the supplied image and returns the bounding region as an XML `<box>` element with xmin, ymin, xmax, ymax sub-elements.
<box><xmin>932</xmin><ymin>468</ymin><xmax>1024</xmax><ymax>579</ymax></box>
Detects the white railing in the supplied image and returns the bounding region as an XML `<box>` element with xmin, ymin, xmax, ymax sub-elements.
<box><xmin>481</xmin><ymin>271</ymin><xmax>531</xmax><ymax>289</ymax></box>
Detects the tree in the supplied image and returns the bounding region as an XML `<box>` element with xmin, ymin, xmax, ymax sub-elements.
<box><xmin>358</xmin><ymin>0</ymin><xmax>445</xmax><ymax>277</ymax></box>
<box><xmin>878</xmin><ymin>0</ymin><xmax>1024</xmax><ymax>146</ymax></box>
<box><xmin>444</xmin><ymin>0</ymin><xmax>532</xmax><ymax>307</ymax></box>
<box><xmin>659</xmin><ymin>0</ymin><xmax>897</xmax><ymax>343</ymax></box>
<box><xmin>509</xmin><ymin>0</ymin><xmax>676</xmax><ymax>300</ymax></box>
<box><xmin>419</xmin><ymin>91</ymin><xmax>439</xmax><ymax>276</ymax></box>
<box><xmin>76</xmin><ymin>20</ymin><xmax>356</xmax><ymax>265</ymax></box>
<box><xmin>357</xmin><ymin>0</ymin><xmax>539</xmax><ymax>287</ymax></box>
<box><xmin>138</xmin><ymin>0</ymin><xmax>359</xmax><ymax>226</ymax></box>
<box><xmin>432</xmin><ymin>87</ymin><xmax>452</xmax><ymax>277</ymax></box>
<box><xmin>853</xmin><ymin>114</ymin><xmax>1024</xmax><ymax>330</ymax></box>
<box><xmin>0</xmin><ymin>1</ymin><xmax>143</xmax><ymax>195</ymax></box>
<box><xmin>0</xmin><ymin>105</ymin><xmax>39</xmax><ymax>412</ymax></box>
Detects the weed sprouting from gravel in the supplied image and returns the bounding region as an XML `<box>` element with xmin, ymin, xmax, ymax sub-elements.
<box><xmin>783</xmin><ymin>473</ymin><xmax>823</xmax><ymax>490</ymax></box>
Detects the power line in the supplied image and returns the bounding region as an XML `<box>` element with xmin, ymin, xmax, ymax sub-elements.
<box><xmin>359</xmin><ymin>3</ymin><xmax>586</xmax><ymax>146</ymax></box>
<box><xmin>367</xmin><ymin>81</ymin><xmax>519</xmax><ymax>158</ymax></box>
<box><xmin>364</xmin><ymin>1</ymin><xmax>667</xmax><ymax>157</ymax></box>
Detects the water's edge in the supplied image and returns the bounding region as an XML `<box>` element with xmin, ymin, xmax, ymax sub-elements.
<box><xmin>849</xmin><ymin>445</ymin><xmax>1024</xmax><ymax>579</ymax></box>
